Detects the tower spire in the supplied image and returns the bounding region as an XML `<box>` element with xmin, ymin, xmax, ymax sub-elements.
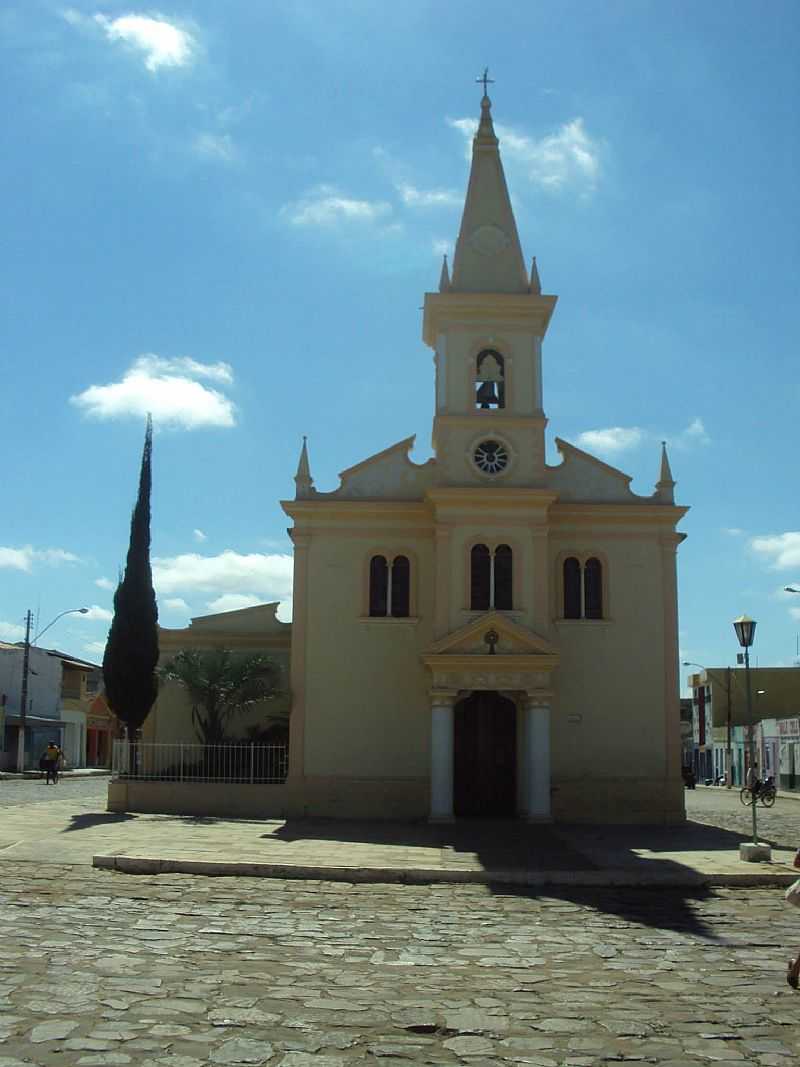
<box><xmin>655</xmin><ymin>441</ymin><xmax>675</xmax><ymax>503</ymax></box>
<box><xmin>438</xmin><ymin>253</ymin><xmax>451</xmax><ymax>293</ymax></box>
<box><xmin>294</xmin><ymin>436</ymin><xmax>314</xmax><ymax>499</ymax></box>
<box><xmin>450</xmin><ymin>76</ymin><xmax>529</xmax><ymax>294</ymax></box>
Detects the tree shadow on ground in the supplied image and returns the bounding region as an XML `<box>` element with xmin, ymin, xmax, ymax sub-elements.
<box><xmin>62</xmin><ymin>812</ymin><xmax>137</xmax><ymax>832</ymax></box>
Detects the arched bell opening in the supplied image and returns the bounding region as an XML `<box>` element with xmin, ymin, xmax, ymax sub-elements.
<box><xmin>474</xmin><ymin>349</ymin><xmax>505</xmax><ymax>410</ymax></box>
<box><xmin>453</xmin><ymin>690</ymin><xmax>517</xmax><ymax>817</ymax></box>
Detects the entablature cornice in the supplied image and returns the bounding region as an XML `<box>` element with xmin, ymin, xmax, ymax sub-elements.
<box><xmin>423</xmin><ymin>292</ymin><xmax>557</xmax><ymax>346</ymax></box>
<box><xmin>549</xmin><ymin>502</ymin><xmax>689</xmax><ymax>529</ymax></box>
<box><xmin>432</xmin><ymin>414</ymin><xmax>547</xmax><ymax>430</ymax></box>
<box><xmin>423</xmin><ymin>653</ymin><xmax>559</xmax><ymax>673</ymax></box>
<box><xmin>426</xmin><ymin>487</ymin><xmax>557</xmax><ymax>520</ymax></box>
<box><xmin>282</xmin><ymin>500</ymin><xmax>432</xmax><ymax>527</ymax></box>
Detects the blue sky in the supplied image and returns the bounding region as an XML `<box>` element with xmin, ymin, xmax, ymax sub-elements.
<box><xmin>2</xmin><ymin>1</ymin><xmax>799</xmax><ymax>688</ymax></box>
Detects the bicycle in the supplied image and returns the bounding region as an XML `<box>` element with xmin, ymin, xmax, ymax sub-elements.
<box><xmin>739</xmin><ymin>785</ymin><xmax>777</xmax><ymax>807</ymax></box>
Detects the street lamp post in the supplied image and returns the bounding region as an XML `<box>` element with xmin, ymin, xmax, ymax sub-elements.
<box><xmin>732</xmin><ymin>614</ymin><xmax>769</xmax><ymax>861</ymax></box>
<box><xmin>16</xmin><ymin>607</ymin><xmax>89</xmax><ymax>772</ymax></box>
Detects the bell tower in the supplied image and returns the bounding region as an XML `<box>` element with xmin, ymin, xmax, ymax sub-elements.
<box><xmin>423</xmin><ymin>87</ymin><xmax>557</xmax><ymax>488</ymax></box>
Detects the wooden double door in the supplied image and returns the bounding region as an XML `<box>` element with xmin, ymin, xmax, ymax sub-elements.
<box><xmin>453</xmin><ymin>690</ymin><xmax>517</xmax><ymax>817</ymax></box>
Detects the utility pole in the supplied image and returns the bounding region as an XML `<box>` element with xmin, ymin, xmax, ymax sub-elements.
<box><xmin>16</xmin><ymin>610</ymin><xmax>33</xmax><ymax>772</ymax></box>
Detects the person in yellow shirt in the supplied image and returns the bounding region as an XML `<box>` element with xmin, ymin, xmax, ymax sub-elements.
<box><xmin>42</xmin><ymin>741</ymin><xmax>63</xmax><ymax>785</ymax></box>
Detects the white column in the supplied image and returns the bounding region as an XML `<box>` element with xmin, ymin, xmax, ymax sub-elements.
<box><xmin>524</xmin><ymin>695</ymin><xmax>552</xmax><ymax>822</ymax></box>
<box><xmin>429</xmin><ymin>692</ymin><xmax>457</xmax><ymax>822</ymax></box>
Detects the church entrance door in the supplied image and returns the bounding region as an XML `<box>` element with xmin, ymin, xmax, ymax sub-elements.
<box><xmin>453</xmin><ymin>690</ymin><xmax>516</xmax><ymax>817</ymax></box>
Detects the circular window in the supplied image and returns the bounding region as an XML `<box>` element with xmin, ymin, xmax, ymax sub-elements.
<box><xmin>473</xmin><ymin>439</ymin><xmax>509</xmax><ymax>476</ymax></box>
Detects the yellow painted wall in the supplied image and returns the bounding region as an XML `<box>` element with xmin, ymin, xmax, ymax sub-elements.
<box><xmin>302</xmin><ymin>533</ymin><xmax>435</xmax><ymax>778</ymax></box>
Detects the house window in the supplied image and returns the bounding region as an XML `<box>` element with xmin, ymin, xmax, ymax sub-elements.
<box><xmin>563</xmin><ymin>556</ymin><xmax>604</xmax><ymax>620</ymax></box>
<box><xmin>471</xmin><ymin>543</ymin><xmax>513</xmax><ymax>611</ymax></box>
<box><xmin>475</xmin><ymin>349</ymin><xmax>505</xmax><ymax>410</ymax></box>
<box><xmin>369</xmin><ymin>554</ymin><xmax>411</xmax><ymax>618</ymax></box>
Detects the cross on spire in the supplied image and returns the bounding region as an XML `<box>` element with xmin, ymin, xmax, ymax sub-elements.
<box><xmin>476</xmin><ymin>67</ymin><xmax>494</xmax><ymax>97</ymax></box>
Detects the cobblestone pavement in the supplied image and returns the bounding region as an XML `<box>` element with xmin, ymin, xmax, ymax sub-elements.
<box><xmin>1</xmin><ymin>861</ymin><xmax>800</xmax><ymax>1066</ymax></box>
<box><xmin>687</xmin><ymin>787</ymin><xmax>800</xmax><ymax>851</ymax></box>
<box><xmin>0</xmin><ymin>776</ymin><xmax>108</xmax><ymax>809</ymax></box>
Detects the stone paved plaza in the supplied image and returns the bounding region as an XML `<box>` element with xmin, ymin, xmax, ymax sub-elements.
<box><xmin>2</xmin><ymin>862</ymin><xmax>800</xmax><ymax>1066</ymax></box>
<box><xmin>1</xmin><ymin>781</ymin><xmax>800</xmax><ymax>1065</ymax></box>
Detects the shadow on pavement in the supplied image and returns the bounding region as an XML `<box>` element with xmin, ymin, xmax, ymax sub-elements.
<box><xmin>62</xmin><ymin>812</ymin><xmax>137</xmax><ymax>833</ymax></box>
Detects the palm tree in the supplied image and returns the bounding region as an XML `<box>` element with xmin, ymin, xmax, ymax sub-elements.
<box><xmin>159</xmin><ymin>649</ymin><xmax>281</xmax><ymax>745</ymax></box>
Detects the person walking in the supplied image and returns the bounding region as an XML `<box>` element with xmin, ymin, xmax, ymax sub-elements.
<box><xmin>42</xmin><ymin>741</ymin><xmax>63</xmax><ymax>785</ymax></box>
<box><xmin>787</xmin><ymin>849</ymin><xmax>800</xmax><ymax>989</ymax></box>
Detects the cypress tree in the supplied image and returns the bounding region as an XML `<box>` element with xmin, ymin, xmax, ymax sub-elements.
<box><xmin>103</xmin><ymin>414</ymin><xmax>159</xmax><ymax>738</ymax></box>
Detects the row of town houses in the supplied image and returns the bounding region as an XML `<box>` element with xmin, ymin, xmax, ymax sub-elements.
<box><xmin>683</xmin><ymin>666</ymin><xmax>800</xmax><ymax>790</ymax></box>
<box><xmin>0</xmin><ymin>641</ymin><xmax>119</xmax><ymax>772</ymax></box>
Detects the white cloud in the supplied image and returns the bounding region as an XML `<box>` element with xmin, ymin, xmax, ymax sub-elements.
<box><xmin>573</xmin><ymin>417</ymin><xmax>710</xmax><ymax>461</ymax></box>
<box><xmin>163</xmin><ymin>597</ymin><xmax>190</xmax><ymax>612</ymax></box>
<box><xmin>449</xmin><ymin>116</ymin><xmax>601</xmax><ymax>194</ymax></box>
<box><xmin>193</xmin><ymin>529</ymin><xmax>207</xmax><ymax>543</ymax></box>
<box><xmin>723</xmin><ymin>528</ymin><xmax>744</xmax><ymax>537</ymax></box>
<box><xmin>193</xmin><ymin>132</ymin><xmax>238</xmax><ymax>164</ymax></box>
<box><xmin>432</xmin><ymin>238</ymin><xmax>451</xmax><ymax>257</ymax></box>
<box><xmin>0</xmin><ymin>620</ymin><xmax>24</xmax><ymax>641</ymax></box>
<box><xmin>82</xmin><ymin>605</ymin><xmax>113</xmax><ymax>622</ymax></box>
<box><xmin>396</xmin><ymin>183</ymin><xmax>459</xmax><ymax>208</ymax></box>
<box><xmin>0</xmin><ymin>546</ymin><xmax>80</xmax><ymax>571</ymax></box>
<box><xmin>666</xmin><ymin>416</ymin><xmax>710</xmax><ymax>450</ymax></box>
<box><xmin>574</xmin><ymin>427</ymin><xmax>644</xmax><ymax>456</ymax></box>
<box><xmin>206</xmin><ymin>593</ymin><xmax>263</xmax><ymax>614</ymax></box>
<box><xmin>95</xmin><ymin>576</ymin><xmax>115</xmax><ymax>590</ymax></box>
<box><xmin>93</xmin><ymin>13</ymin><xmax>195</xmax><ymax>72</ymax></box>
<box><xmin>282</xmin><ymin>185</ymin><xmax>392</xmax><ymax>227</ymax></box>
<box><xmin>83</xmin><ymin>640</ymin><xmax>107</xmax><ymax>658</ymax></box>
<box><xmin>751</xmin><ymin>533</ymin><xmax>800</xmax><ymax>571</ymax></box>
<box><xmin>152</xmin><ymin>550</ymin><xmax>293</xmax><ymax>604</ymax></box>
<box><xmin>70</xmin><ymin>353</ymin><xmax>236</xmax><ymax>429</ymax></box>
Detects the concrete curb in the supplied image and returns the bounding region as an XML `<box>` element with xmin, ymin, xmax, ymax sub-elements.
<box><xmin>92</xmin><ymin>854</ymin><xmax>800</xmax><ymax>889</ymax></box>
<box><xmin>0</xmin><ymin>771</ymin><xmax>111</xmax><ymax>781</ymax></box>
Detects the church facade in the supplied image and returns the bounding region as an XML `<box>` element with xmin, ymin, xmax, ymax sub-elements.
<box><xmin>281</xmin><ymin>91</ymin><xmax>688</xmax><ymax>824</ymax></box>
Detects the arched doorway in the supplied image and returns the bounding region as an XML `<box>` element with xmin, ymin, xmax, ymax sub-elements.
<box><xmin>453</xmin><ymin>690</ymin><xmax>517</xmax><ymax>817</ymax></box>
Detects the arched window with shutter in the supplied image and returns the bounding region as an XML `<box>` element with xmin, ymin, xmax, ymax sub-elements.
<box><xmin>470</xmin><ymin>544</ymin><xmax>491</xmax><ymax>610</ymax></box>
<box><xmin>563</xmin><ymin>557</ymin><xmax>581</xmax><ymax>619</ymax></box>
<box><xmin>390</xmin><ymin>555</ymin><xmax>410</xmax><ymax>618</ymax></box>
<box><xmin>584</xmin><ymin>557</ymin><xmax>603</xmax><ymax>619</ymax></box>
<box><xmin>493</xmin><ymin>544</ymin><xmax>513</xmax><ymax>610</ymax></box>
<box><xmin>368</xmin><ymin>555</ymin><xmax>388</xmax><ymax>617</ymax></box>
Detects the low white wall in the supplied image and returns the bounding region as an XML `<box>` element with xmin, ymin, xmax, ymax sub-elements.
<box><xmin>108</xmin><ymin>780</ymin><xmax>291</xmax><ymax>818</ymax></box>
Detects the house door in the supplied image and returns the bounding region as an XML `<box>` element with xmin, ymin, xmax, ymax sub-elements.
<box><xmin>453</xmin><ymin>690</ymin><xmax>516</xmax><ymax>817</ymax></box>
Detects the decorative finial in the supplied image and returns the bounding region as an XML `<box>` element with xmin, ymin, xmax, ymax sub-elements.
<box><xmin>529</xmin><ymin>256</ymin><xmax>541</xmax><ymax>294</ymax></box>
<box><xmin>294</xmin><ymin>435</ymin><xmax>314</xmax><ymax>499</ymax></box>
<box><xmin>655</xmin><ymin>440</ymin><xmax>675</xmax><ymax>502</ymax></box>
<box><xmin>476</xmin><ymin>67</ymin><xmax>495</xmax><ymax>100</ymax></box>
<box><xmin>439</xmin><ymin>253</ymin><xmax>451</xmax><ymax>293</ymax></box>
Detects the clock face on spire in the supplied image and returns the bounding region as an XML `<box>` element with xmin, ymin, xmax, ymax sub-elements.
<box><xmin>468</xmin><ymin>224</ymin><xmax>511</xmax><ymax>257</ymax></box>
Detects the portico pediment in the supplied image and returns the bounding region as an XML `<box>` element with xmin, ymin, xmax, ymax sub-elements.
<box><xmin>422</xmin><ymin>612</ymin><xmax>559</xmax><ymax>693</ymax></box>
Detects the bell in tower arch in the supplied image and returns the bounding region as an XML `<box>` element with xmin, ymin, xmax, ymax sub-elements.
<box><xmin>476</xmin><ymin>380</ymin><xmax>499</xmax><ymax>409</ymax></box>
<box><xmin>475</xmin><ymin>349</ymin><xmax>505</xmax><ymax>410</ymax></box>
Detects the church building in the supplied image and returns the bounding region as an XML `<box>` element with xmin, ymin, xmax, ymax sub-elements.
<box><xmin>281</xmin><ymin>89</ymin><xmax>688</xmax><ymax>824</ymax></box>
